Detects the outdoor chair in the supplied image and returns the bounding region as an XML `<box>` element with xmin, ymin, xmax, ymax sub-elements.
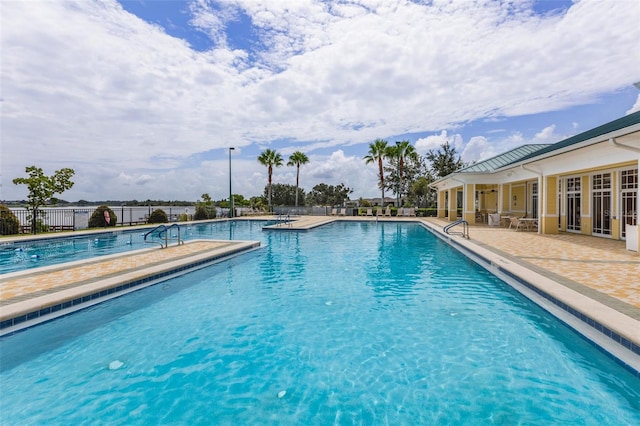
<box><xmin>509</xmin><ymin>216</ymin><xmax>525</xmax><ymax>231</ymax></box>
<box><xmin>488</xmin><ymin>213</ymin><xmax>501</xmax><ymax>227</ymax></box>
<box><xmin>366</xmin><ymin>208</ymin><xmax>373</xmax><ymax>216</ymax></box>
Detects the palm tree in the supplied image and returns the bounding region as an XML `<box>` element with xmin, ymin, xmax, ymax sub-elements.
<box><xmin>391</xmin><ymin>140</ymin><xmax>418</xmax><ymax>206</ymax></box>
<box><xmin>287</xmin><ymin>151</ymin><xmax>310</xmax><ymax>208</ymax></box>
<box><xmin>364</xmin><ymin>138</ymin><xmax>389</xmax><ymax>207</ymax></box>
<box><xmin>258</xmin><ymin>148</ymin><xmax>283</xmax><ymax>212</ymax></box>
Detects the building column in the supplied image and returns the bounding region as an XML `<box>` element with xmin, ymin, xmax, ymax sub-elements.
<box><xmin>611</xmin><ymin>171</ymin><xmax>621</xmax><ymax>240</ymax></box>
<box><xmin>463</xmin><ymin>184</ymin><xmax>475</xmax><ymax>223</ymax></box>
<box><xmin>581</xmin><ymin>175</ymin><xmax>591</xmax><ymax>235</ymax></box>
<box><xmin>541</xmin><ymin>175</ymin><xmax>558</xmax><ymax>234</ymax></box>
<box><xmin>448</xmin><ymin>188</ymin><xmax>457</xmax><ymax>221</ymax></box>
<box><xmin>437</xmin><ymin>190</ymin><xmax>447</xmax><ymax>218</ymax></box>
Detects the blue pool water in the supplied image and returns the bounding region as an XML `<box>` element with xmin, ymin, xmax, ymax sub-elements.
<box><xmin>0</xmin><ymin>221</ymin><xmax>263</xmax><ymax>274</ymax></box>
<box><xmin>1</xmin><ymin>222</ymin><xmax>639</xmax><ymax>424</ymax></box>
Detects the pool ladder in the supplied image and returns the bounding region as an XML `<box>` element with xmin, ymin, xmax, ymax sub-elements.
<box><xmin>275</xmin><ymin>214</ymin><xmax>291</xmax><ymax>227</ymax></box>
<box><xmin>443</xmin><ymin>219</ymin><xmax>470</xmax><ymax>239</ymax></box>
<box><xmin>144</xmin><ymin>224</ymin><xmax>184</xmax><ymax>248</ymax></box>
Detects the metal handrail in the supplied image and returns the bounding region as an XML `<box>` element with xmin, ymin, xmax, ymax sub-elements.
<box><xmin>275</xmin><ymin>213</ymin><xmax>291</xmax><ymax>227</ymax></box>
<box><xmin>443</xmin><ymin>219</ymin><xmax>470</xmax><ymax>239</ymax></box>
<box><xmin>144</xmin><ymin>223</ymin><xmax>184</xmax><ymax>248</ymax></box>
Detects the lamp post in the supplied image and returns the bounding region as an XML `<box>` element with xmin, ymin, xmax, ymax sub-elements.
<box><xmin>395</xmin><ymin>141</ymin><xmax>401</xmax><ymax>208</ymax></box>
<box><xmin>228</xmin><ymin>147</ymin><xmax>235</xmax><ymax>218</ymax></box>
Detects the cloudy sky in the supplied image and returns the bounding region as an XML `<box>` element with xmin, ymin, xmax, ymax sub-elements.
<box><xmin>2</xmin><ymin>0</ymin><xmax>639</xmax><ymax>203</ymax></box>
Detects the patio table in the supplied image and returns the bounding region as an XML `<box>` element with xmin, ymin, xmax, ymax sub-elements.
<box><xmin>518</xmin><ymin>217</ymin><xmax>538</xmax><ymax>231</ymax></box>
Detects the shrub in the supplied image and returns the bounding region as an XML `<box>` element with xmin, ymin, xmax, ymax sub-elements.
<box><xmin>0</xmin><ymin>204</ymin><xmax>20</xmax><ymax>235</ymax></box>
<box><xmin>148</xmin><ymin>209</ymin><xmax>168</xmax><ymax>224</ymax></box>
<box><xmin>33</xmin><ymin>218</ymin><xmax>49</xmax><ymax>233</ymax></box>
<box><xmin>194</xmin><ymin>205</ymin><xmax>215</xmax><ymax>220</ymax></box>
<box><xmin>89</xmin><ymin>205</ymin><xmax>118</xmax><ymax>228</ymax></box>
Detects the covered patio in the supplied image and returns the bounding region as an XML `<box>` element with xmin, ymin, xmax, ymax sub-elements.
<box><xmin>430</xmin><ymin>112</ymin><xmax>640</xmax><ymax>245</ymax></box>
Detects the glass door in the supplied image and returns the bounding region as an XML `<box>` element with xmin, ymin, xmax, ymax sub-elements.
<box><xmin>621</xmin><ymin>168</ymin><xmax>638</xmax><ymax>239</ymax></box>
<box><xmin>592</xmin><ymin>173</ymin><xmax>612</xmax><ymax>236</ymax></box>
<box><xmin>566</xmin><ymin>177</ymin><xmax>581</xmax><ymax>232</ymax></box>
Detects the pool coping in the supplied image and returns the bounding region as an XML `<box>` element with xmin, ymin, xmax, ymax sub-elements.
<box><xmin>418</xmin><ymin>220</ymin><xmax>640</xmax><ymax>377</ymax></box>
<box><xmin>257</xmin><ymin>215</ymin><xmax>640</xmax><ymax>374</ymax></box>
<box><xmin>2</xmin><ymin>217</ymin><xmax>638</xmax><ymax>376</ymax></box>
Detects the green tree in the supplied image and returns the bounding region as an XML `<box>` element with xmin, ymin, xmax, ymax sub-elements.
<box><xmin>249</xmin><ymin>196</ymin><xmax>266</xmax><ymax>212</ymax></box>
<box><xmin>266</xmin><ymin>183</ymin><xmax>305</xmax><ymax>206</ymax></box>
<box><xmin>306</xmin><ymin>183</ymin><xmax>353</xmax><ymax>206</ymax></box>
<box><xmin>287</xmin><ymin>151</ymin><xmax>310</xmax><ymax>208</ymax></box>
<box><xmin>386</xmin><ymin>140</ymin><xmax>418</xmax><ymax>206</ymax></box>
<box><xmin>408</xmin><ymin>176</ymin><xmax>436</xmax><ymax>208</ymax></box>
<box><xmin>425</xmin><ymin>141</ymin><xmax>466</xmax><ymax>179</ymax></box>
<box><xmin>12</xmin><ymin>166</ymin><xmax>75</xmax><ymax>234</ymax></box>
<box><xmin>257</xmin><ymin>149</ymin><xmax>283</xmax><ymax>212</ymax></box>
<box><xmin>364</xmin><ymin>138</ymin><xmax>389</xmax><ymax>206</ymax></box>
<box><xmin>195</xmin><ymin>193</ymin><xmax>216</xmax><ymax>219</ymax></box>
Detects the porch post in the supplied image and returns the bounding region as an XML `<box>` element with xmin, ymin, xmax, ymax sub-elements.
<box><xmin>463</xmin><ymin>184</ymin><xmax>475</xmax><ymax>223</ymax></box>
<box><xmin>541</xmin><ymin>175</ymin><xmax>558</xmax><ymax>234</ymax></box>
<box><xmin>437</xmin><ymin>190</ymin><xmax>447</xmax><ymax>218</ymax></box>
<box><xmin>448</xmin><ymin>188</ymin><xmax>457</xmax><ymax>221</ymax></box>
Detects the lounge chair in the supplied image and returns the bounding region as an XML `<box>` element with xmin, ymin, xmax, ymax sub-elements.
<box><xmin>408</xmin><ymin>208</ymin><xmax>416</xmax><ymax>217</ymax></box>
<box><xmin>509</xmin><ymin>216</ymin><xmax>525</xmax><ymax>231</ymax></box>
<box><xmin>384</xmin><ymin>206</ymin><xmax>391</xmax><ymax>216</ymax></box>
<box><xmin>488</xmin><ymin>213</ymin><xmax>501</xmax><ymax>227</ymax></box>
<box><xmin>366</xmin><ymin>208</ymin><xmax>373</xmax><ymax>216</ymax></box>
<box><xmin>375</xmin><ymin>207</ymin><xmax>383</xmax><ymax>216</ymax></box>
<box><xmin>339</xmin><ymin>208</ymin><xmax>346</xmax><ymax>216</ymax></box>
<box><xmin>397</xmin><ymin>208</ymin><xmax>405</xmax><ymax>217</ymax></box>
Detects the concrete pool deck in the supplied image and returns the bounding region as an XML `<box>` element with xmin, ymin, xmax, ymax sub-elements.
<box><xmin>1</xmin><ymin>215</ymin><xmax>638</xmax><ymax>372</ymax></box>
<box><xmin>0</xmin><ymin>239</ymin><xmax>260</xmax><ymax>333</ymax></box>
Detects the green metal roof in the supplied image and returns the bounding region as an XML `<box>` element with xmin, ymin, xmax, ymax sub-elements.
<box><xmin>511</xmin><ymin>110</ymin><xmax>640</xmax><ymax>164</ymax></box>
<box><xmin>435</xmin><ymin>111</ymin><xmax>640</xmax><ymax>185</ymax></box>
<box><xmin>458</xmin><ymin>144</ymin><xmax>551</xmax><ymax>173</ymax></box>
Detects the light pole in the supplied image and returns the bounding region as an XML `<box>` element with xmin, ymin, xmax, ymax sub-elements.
<box><xmin>228</xmin><ymin>147</ymin><xmax>235</xmax><ymax>218</ymax></box>
<box><xmin>395</xmin><ymin>141</ymin><xmax>401</xmax><ymax>208</ymax></box>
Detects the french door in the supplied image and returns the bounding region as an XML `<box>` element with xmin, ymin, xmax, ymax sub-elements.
<box><xmin>621</xmin><ymin>168</ymin><xmax>638</xmax><ymax>239</ymax></box>
<box><xmin>566</xmin><ymin>177</ymin><xmax>581</xmax><ymax>232</ymax></box>
<box><xmin>592</xmin><ymin>173</ymin><xmax>612</xmax><ymax>236</ymax></box>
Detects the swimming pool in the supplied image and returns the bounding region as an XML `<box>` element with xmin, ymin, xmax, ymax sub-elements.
<box><xmin>0</xmin><ymin>221</ymin><xmax>263</xmax><ymax>274</ymax></box>
<box><xmin>1</xmin><ymin>222</ymin><xmax>639</xmax><ymax>424</ymax></box>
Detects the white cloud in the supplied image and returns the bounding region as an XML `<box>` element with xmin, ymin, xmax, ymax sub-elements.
<box><xmin>2</xmin><ymin>0</ymin><xmax>639</xmax><ymax>201</ymax></box>
<box><xmin>533</xmin><ymin>125</ymin><xmax>558</xmax><ymax>143</ymax></box>
<box><xmin>627</xmin><ymin>94</ymin><xmax>640</xmax><ymax>115</ymax></box>
<box><xmin>461</xmin><ymin>123</ymin><xmax>571</xmax><ymax>165</ymax></box>
<box><xmin>461</xmin><ymin>136</ymin><xmax>492</xmax><ymax>164</ymax></box>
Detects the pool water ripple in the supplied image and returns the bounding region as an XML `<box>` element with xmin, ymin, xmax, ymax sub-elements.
<box><xmin>0</xmin><ymin>222</ymin><xmax>639</xmax><ymax>424</ymax></box>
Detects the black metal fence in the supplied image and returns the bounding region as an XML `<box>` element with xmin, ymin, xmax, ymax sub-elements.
<box><xmin>4</xmin><ymin>206</ymin><xmax>199</xmax><ymax>234</ymax></box>
<box><xmin>2</xmin><ymin>205</ymin><xmax>438</xmax><ymax>235</ymax></box>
